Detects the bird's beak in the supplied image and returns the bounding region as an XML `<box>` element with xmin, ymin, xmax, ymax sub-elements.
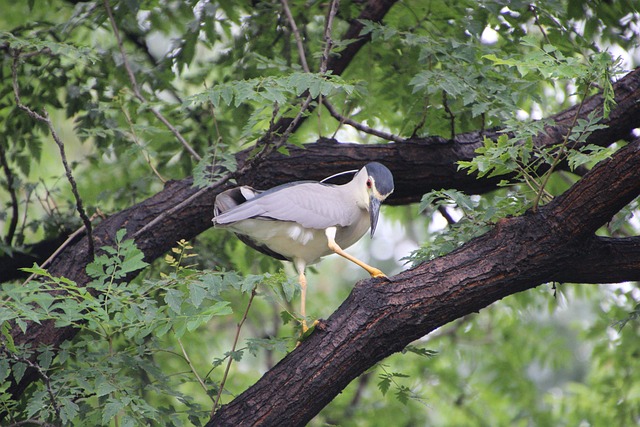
<box><xmin>369</xmin><ymin>196</ymin><xmax>381</xmax><ymax>237</ymax></box>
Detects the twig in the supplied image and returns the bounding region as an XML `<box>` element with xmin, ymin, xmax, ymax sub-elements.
<box><xmin>278</xmin><ymin>0</ymin><xmax>320</xmax><ymax>136</ymax></box>
<box><xmin>532</xmin><ymin>83</ymin><xmax>592</xmax><ymax>211</ymax></box>
<box><xmin>132</xmin><ymin>180</ymin><xmax>229</xmax><ymax>239</ymax></box>
<box><xmin>442</xmin><ymin>91</ymin><xmax>455</xmax><ymax>139</ymax></box>
<box><xmin>6</xmin><ymin>419</ymin><xmax>53</xmax><ymax>427</ymax></box>
<box><xmin>317</xmin><ymin>1</ymin><xmax>406</xmax><ymax>142</ymax></box>
<box><xmin>281</xmin><ymin>94</ymin><xmax>314</xmax><ymax>142</ymax></box>
<box><xmin>21</xmin><ymin>213</ymin><xmax>103</xmax><ymax>287</ymax></box>
<box><xmin>120</xmin><ymin>104</ymin><xmax>166</xmax><ymax>183</ymax></box>
<box><xmin>11</xmin><ymin>51</ymin><xmax>95</xmax><ymax>257</ymax></box>
<box><xmin>0</xmin><ymin>143</ymin><xmax>18</xmax><ymax>245</ymax></box>
<box><xmin>176</xmin><ymin>335</ymin><xmax>213</xmax><ymax>401</ymax></box>
<box><xmin>18</xmin><ymin>183</ymin><xmax>34</xmax><ymax>240</ymax></box>
<box><xmin>437</xmin><ymin>206</ymin><xmax>457</xmax><ymax>226</ymax></box>
<box><xmin>281</xmin><ymin>0</ymin><xmax>310</xmax><ymax>73</ymax></box>
<box><xmin>319</xmin><ymin>0</ymin><xmax>340</xmax><ymax>74</ymax></box>
<box><xmin>211</xmin><ymin>286</ymin><xmax>258</xmax><ymax>416</ymax></box>
<box><xmin>253</xmin><ymin>0</ymin><xmax>340</xmax><ymax>159</ymax></box>
<box><xmin>3</xmin><ymin>349</ymin><xmax>61</xmax><ymax>420</ymax></box>
<box><xmin>322</xmin><ymin>99</ymin><xmax>405</xmax><ymax>142</ymax></box>
<box><xmin>202</xmin><ymin>82</ymin><xmax>227</xmax><ymax>188</ymax></box>
<box><xmin>529</xmin><ymin>5</ymin><xmax>551</xmax><ymax>45</ymax></box>
<box><xmin>411</xmin><ymin>92</ymin><xmax>431</xmax><ymax>138</ymax></box>
<box><xmin>102</xmin><ymin>0</ymin><xmax>202</xmax><ymax>162</ymax></box>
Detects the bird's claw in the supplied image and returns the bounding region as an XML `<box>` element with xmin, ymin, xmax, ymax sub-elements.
<box><xmin>301</xmin><ymin>319</ymin><xmax>319</xmax><ymax>333</ymax></box>
<box><xmin>296</xmin><ymin>319</ymin><xmax>319</xmax><ymax>346</ymax></box>
<box><xmin>369</xmin><ymin>268</ymin><xmax>387</xmax><ymax>279</ymax></box>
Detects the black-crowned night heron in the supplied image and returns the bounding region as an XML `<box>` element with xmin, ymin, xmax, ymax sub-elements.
<box><xmin>212</xmin><ymin>162</ymin><xmax>394</xmax><ymax>331</ymax></box>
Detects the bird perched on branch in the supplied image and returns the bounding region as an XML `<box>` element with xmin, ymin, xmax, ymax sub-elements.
<box><xmin>212</xmin><ymin>162</ymin><xmax>394</xmax><ymax>332</ymax></box>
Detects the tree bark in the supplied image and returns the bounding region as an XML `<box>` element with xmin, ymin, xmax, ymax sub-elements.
<box><xmin>207</xmin><ymin>137</ymin><xmax>640</xmax><ymax>426</ymax></box>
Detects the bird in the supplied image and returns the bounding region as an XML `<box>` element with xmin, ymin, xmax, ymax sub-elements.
<box><xmin>212</xmin><ymin>162</ymin><xmax>394</xmax><ymax>332</ymax></box>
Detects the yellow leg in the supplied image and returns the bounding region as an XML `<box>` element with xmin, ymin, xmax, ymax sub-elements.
<box><xmin>294</xmin><ymin>259</ymin><xmax>310</xmax><ymax>333</ymax></box>
<box><xmin>325</xmin><ymin>227</ymin><xmax>387</xmax><ymax>278</ymax></box>
<box><xmin>299</xmin><ymin>270</ymin><xmax>309</xmax><ymax>332</ymax></box>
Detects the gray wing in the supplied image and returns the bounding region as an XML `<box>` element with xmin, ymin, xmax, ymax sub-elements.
<box><xmin>213</xmin><ymin>182</ymin><xmax>358</xmax><ymax>229</ymax></box>
<box><xmin>212</xmin><ymin>186</ymin><xmax>288</xmax><ymax>260</ymax></box>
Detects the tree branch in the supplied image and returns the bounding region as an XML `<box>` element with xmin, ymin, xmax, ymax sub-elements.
<box><xmin>281</xmin><ymin>0</ymin><xmax>310</xmax><ymax>73</ymax></box>
<box><xmin>11</xmin><ymin>50</ymin><xmax>95</xmax><ymax>257</ymax></box>
<box><xmin>0</xmin><ymin>142</ymin><xmax>19</xmax><ymax>246</ymax></box>
<box><xmin>556</xmin><ymin>236</ymin><xmax>640</xmax><ymax>283</ymax></box>
<box><xmin>268</xmin><ymin>0</ymin><xmax>400</xmax><ymax>135</ymax></box>
<box><xmin>102</xmin><ymin>0</ymin><xmax>202</xmax><ymax>162</ymax></box>
<box><xmin>322</xmin><ymin>98</ymin><xmax>405</xmax><ymax>142</ymax></box>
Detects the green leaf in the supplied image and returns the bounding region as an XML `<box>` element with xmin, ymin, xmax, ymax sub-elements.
<box><xmin>240</xmin><ymin>275</ymin><xmax>261</xmax><ymax>294</ymax></box>
<box><xmin>378</xmin><ymin>375</ymin><xmax>391</xmax><ymax>396</ymax></box>
<box><xmin>165</xmin><ymin>289</ymin><xmax>183</xmax><ymax>314</ymax></box>
<box><xmin>1</xmin><ymin>322</ymin><xmax>16</xmax><ymax>353</ymax></box>
<box><xmin>12</xmin><ymin>361</ymin><xmax>27</xmax><ymax>383</ymax></box>
<box><xmin>280</xmin><ymin>310</ymin><xmax>295</xmax><ymax>325</ymax></box>
<box><xmin>189</xmin><ymin>283</ymin><xmax>207</xmax><ymax>308</ymax></box>
<box><xmin>19</xmin><ymin>265</ymin><xmax>50</xmax><ymax>277</ymax></box>
<box><xmin>96</xmin><ymin>381</ymin><xmax>118</xmax><ymax>397</ymax></box>
<box><xmin>403</xmin><ymin>345</ymin><xmax>438</xmax><ymax>359</ymax></box>
<box><xmin>186</xmin><ymin>301</ymin><xmax>232</xmax><ymax>331</ymax></box>
<box><xmin>85</xmin><ymin>260</ymin><xmax>105</xmax><ymax>279</ymax></box>
<box><xmin>115</xmin><ymin>228</ymin><xmax>127</xmax><ymax>243</ymax></box>
<box><xmin>119</xmin><ymin>251</ymin><xmax>149</xmax><ymax>275</ymax></box>
<box><xmin>281</xmin><ymin>277</ymin><xmax>297</xmax><ymax>302</ymax></box>
<box><xmin>59</xmin><ymin>397</ymin><xmax>80</xmax><ymax>423</ymax></box>
<box><xmin>102</xmin><ymin>398</ymin><xmax>126</xmax><ymax>424</ymax></box>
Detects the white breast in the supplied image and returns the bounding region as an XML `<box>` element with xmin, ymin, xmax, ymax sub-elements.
<box><xmin>226</xmin><ymin>207</ymin><xmax>371</xmax><ymax>266</ymax></box>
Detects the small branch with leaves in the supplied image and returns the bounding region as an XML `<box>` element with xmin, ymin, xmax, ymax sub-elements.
<box><xmin>10</xmin><ymin>49</ymin><xmax>95</xmax><ymax>258</ymax></box>
<box><xmin>211</xmin><ymin>286</ymin><xmax>258</xmax><ymax>417</ymax></box>
<box><xmin>102</xmin><ymin>0</ymin><xmax>202</xmax><ymax>162</ymax></box>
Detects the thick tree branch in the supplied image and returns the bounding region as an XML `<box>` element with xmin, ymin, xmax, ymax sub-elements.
<box><xmin>2</xmin><ymin>66</ymin><xmax>640</xmax><ymax>284</ymax></box>
<box><xmin>557</xmin><ymin>236</ymin><xmax>640</xmax><ymax>283</ymax></box>
<box><xmin>0</xmin><ymin>142</ymin><xmax>19</xmax><ymax>245</ymax></box>
<box><xmin>207</xmin><ymin>138</ymin><xmax>640</xmax><ymax>426</ymax></box>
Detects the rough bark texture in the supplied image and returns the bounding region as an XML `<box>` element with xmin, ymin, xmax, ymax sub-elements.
<box><xmin>4</xmin><ymin>66</ymin><xmax>640</xmax><ymax>402</ymax></box>
<box><xmin>207</xmin><ymin>138</ymin><xmax>640</xmax><ymax>426</ymax></box>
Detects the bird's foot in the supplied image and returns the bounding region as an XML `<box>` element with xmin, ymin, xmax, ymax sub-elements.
<box><xmin>368</xmin><ymin>268</ymin><xmax>387</xmax><ymax>279</ymax></box>
<box><xmin>296</xmin><ymin>319</ymin><xmax>319</xmax><ymax>347</ymax></box>
<box><xmin>301</xmin><ymin>319</ymin><xmax>319</xmax><ymax>334</ymax></box>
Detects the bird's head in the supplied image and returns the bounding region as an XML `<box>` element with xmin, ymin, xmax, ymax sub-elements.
<box><xmin>362</xmin><ymin>162</ymin><xmax>394</xmax><ymax>237</ymax></box>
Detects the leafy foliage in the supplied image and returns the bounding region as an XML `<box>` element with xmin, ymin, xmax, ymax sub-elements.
<box><xmin>0</xmin><ymin>232</ymin><xmax>300</xmax><ymax>424</ymax></box>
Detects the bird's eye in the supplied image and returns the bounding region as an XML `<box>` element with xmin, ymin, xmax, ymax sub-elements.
<box><xmin>366</xmin><ymin>178</ymin><xmax>372</xmax><ymax>189</ymax></box>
